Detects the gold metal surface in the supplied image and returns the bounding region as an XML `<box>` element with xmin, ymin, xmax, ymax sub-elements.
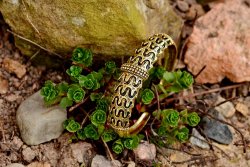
<box><xmin>108</xmin><ymin>33</ymin><xmax>177</xmax><ymax>137</ymax></box>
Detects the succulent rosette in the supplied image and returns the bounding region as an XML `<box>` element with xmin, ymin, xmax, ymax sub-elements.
<box><xmin>105</xmin><ymin>61</ymin><xmax>116</xmax><ymax>74</ymax></box>
<box><xmin>123</xmin><ymin>136</ymin><xmax>140</xmax><ymax>150</ymax></box>
<box><xmin>64</xmin><ymin>119</ymin><xmax>81</xmax><ymax>133</ymax></box>
<box><xmin>84</xmin><ymin>124</ymin><xmax>99</xmax><ymax>140</ymax></box>
<box><xmin>161</xmin><ymin>109</ymin><xmax>180</xmax><ymax>127</ymax></box>
<box><xmin>40</xmin><ymin>81</ymin><xmax>59</xmax><ymax>104</ymax></box>
<box><xmin>187</xmin><ymin>112</ymin><xmax>200</xmax><ymax>127</ymax></box>
<box><xmin>102</xmin><ymin>129</ymin><xmax>117</xmax><ymax>142</ymax></box>
<box><xmin>67</xmin><ymin>84</ymin><xmax>85</xmax><ymax>102</ymax></box>
<box><xmin>66</xmin><ymin>65</ymin><xmax>82</xmax><ymax>79</ymax></box>
<box><xmin>72</xmin><ymin>48</ymin><xmax>93</xmax><ymax>67</ymax></box>
<box><xmin>112</xmin><ymin>139</ymin><xmax>124</xmax><ymax>154</ymax></box>
<box><xmin>176</xmin><ymin>127</ymin><xmax>189</xmax><ymax>143</ymax></box>
<box><xmin>141</xmin><ymin>88</ymin><xmax>155</xmax><ymax>105</ymax></box>
<box><xmin>90</xmin><ymin>109</ymin><xmax>106</xmax><ymax>127</ymax></box>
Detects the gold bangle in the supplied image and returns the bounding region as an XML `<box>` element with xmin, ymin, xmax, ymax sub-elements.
<box><xmin>108</xmin><ymin>33</ymin><xmax>177</xmax><ymax>137</ymax></box>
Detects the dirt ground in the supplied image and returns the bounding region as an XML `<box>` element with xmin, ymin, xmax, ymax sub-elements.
<box><xmin>0</xmin><ymin>1</ymin><xmax>250</xmax><ymax>167</ymax></box>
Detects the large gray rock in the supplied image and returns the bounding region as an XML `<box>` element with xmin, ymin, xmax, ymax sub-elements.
<box><xmin>0</xmin><ymin>0</ymin><xmax>182</xmax><ymax>59</ymax></box>
<box><xmin>17</xmin><ymin>90</ymin><xmax>67</xmax><ymax>145</ymax></box>
<box><xmin>185</xmin><ymin>0</ymin><xmax>250</xmax><ymax>83</ymax></box>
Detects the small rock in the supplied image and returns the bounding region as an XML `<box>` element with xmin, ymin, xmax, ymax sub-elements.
<box><xmin>215</xmin><ymin>96</ymin><xmax>235</xmax><ymax>118</ymax></box>
<box><xmin>133</xmin><ymin>141</ymin><xmax>156</xmax><ymax>161</ymax></box>
<box><xmin>190</xmin><ymin>128</ymin><xmax>210</xmax><ymax>149</ymax></box>
<box><xmin>235</xmin><ymin>102</ymin><xmax>249</xmax><ymax>117</ymax></box>
<box><xmin>12</xmin><ymin>136</ymin><xmax>23</xmax><ymax>151</ymax></box>
<box><xmin>91</xmin><ymin>155</ymin><xmax>121</xmax><ymax>167</ymax></box>
<box><xmin>70</xmin><ymin>142</ymin><xmax>93</xmax><ymax>164</ymax></box>
<box><xmin>5</xmin><ymin>94</ymin><xmax>21</xmax><ymax>102</ymax></box>
<box><xmin>6</xmin><ymin>163</ymin><xmax>25</xmax><ymax>167</ymax></box>
<box><xmin>27</xmin><ymin>162</ymin><xmax>51</xmax><ymax>167</ymax></box>
<box><xmin>17</xmin><ymin>90</ymin><xmax>67</xmax><ymax>145</ymax></box>
<box><xmin>22</xmin><ymin>147</ymin><xmax>36</xmax><ymax>162</ymax></box>
<box><xmin>0</xmin><ymin>76</ymin><xmax>9</xmax><ymax>94</ymax></box>
<box><xmin>185</xmin><ymin>0</ymin><xmax>250</xmax><ymax>83</ymax></box>
<box><xmin>202</xmin><ymin>109</ymin><xmax>233</xmax><ymax>144</ymax></box>
<box><xmin>3</xmin><ymin>57</ymin><xmax>26</xmax><ymax>78</ymax></box>
<box><xmin>127</xmin><ymin>161</ymin><xmax>136</xmax><ymax>167</ymax></box>
<box><xmin>177</xmin><ymin>0</ymin><xmax>190</xmax><ymax>12</ymax></box>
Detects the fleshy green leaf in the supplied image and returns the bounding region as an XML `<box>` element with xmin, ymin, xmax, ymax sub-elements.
<box><xmin>66</xmin><ymin>65</ymin><xmax>82</xmax><ymax>80</ymax></box>
<box><xmin>72</xmin><ymin>48</ymin><xmax>93</xmax><ymax>67</ymax></box>
<box><xmin>60</xmin><ymin>97</ymin><xmax>73</xmax><ymax>109</ymax></box>
<box><xmin>77</xmin><ymin>129</ymin><xmax>86</xmax><ymax>140</ymax></box>
<box><xmin>105</xmin><ymin>61</ymin><xmax>116</xmax><ymax>74</ymax></box>
<box><xmin>141</xmin><ymin>88</ymin><xmax>155</xmax><ymax>105</ymax></box>
<box><xmin>65</xmin><ymin>119</ymin><xmax>81</xmax><ymax>133</ymax></box>
<box><xmin>84</xmin><ymin>124</ymin><xmax>99</xmax><ymax>140</ymax></box>
<box><xmin>123</xmin><ymin>135</ymin><xmax>140</xmax><ymax>150</ymax></box>
<box><xmin>161</xmin><ymin>109</ymin><xmax>179</xmax><ymax>127</ymax></box>
<box><xmin>40</xmin><ymin>81</ymin><xmax>59</xmax><ymax>105</ymax></box>
<box><xmin>79</xmin><ymin>73</ymin><xmax>100</xmax><ymax>90</ymax></box>
<box><xmin>187</xmin><ymin>112</ymin><xmax>200</xmax><ymax>127</ymax></box>
<box><xmin>112</xmin><ymin>139</ymin><xmax>124</xmax><ymax>154</ymax></box>
<box><xmin>90</xmin><ymin>93</ymin><xmax>103</xmax><ymax>102</ymax></box>
<box><xmin>96</xmin><ymin>98</ymin><xmax>109</xmax><ymax>112</ymax></box>
<box><xmin>90</xmin><ymin>109</ymin><xmax>106</xmax><ymax>127</ymax></box>
<box><xmin>176</xmin><ymin>127</ymin><xmax>189</xmax><ymax>143</ymax></box>
<box><xmin>102</xmin><ymin>130</ymin><xmax>117</xmax><ymax>142</ymax></box>
<box><xmin>67</xmin><ymin>84</ymin><xmax>85</xmax><ymax>102</ymax></box>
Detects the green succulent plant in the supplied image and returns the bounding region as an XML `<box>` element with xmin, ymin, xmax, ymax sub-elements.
<box><xmin>96</xmin><ymin>98</ymin><xmax>109</xmax><ymax>112</ymax></box>
<box><xmin>40</xmin><ymin>81</ymin><xmax>59</xmax><ymax>105</ymax></box>
<box><xmin>187</xmin><ymin>112</ymin><xmax>200</xmax><ymax>127</ymax></box>
<box><xmin>41</xmin><ymin>46</ymin><xmax>199</xmax><ymax>155</ymax></box>
<box><xmin>79</xmin><ymin>72</ymin><xmax>102</xmax><ymax>90</ymax></box>
<box><xmin>161</xmin><ymin>109</ymin><xmax>180</xmax><ymax>127</ymax></box>
<box><xmin>66</xmin><ymin>65</ymin><xmax>82</xmax><ymax>80</ymax></box>
<box><xmin>123</xmin><ymin>135</ymin><xmax>140</xmax><ymax>150</ymax></box>
<box><xmin>141</xmin><ymin>88</ymin><xmax>155</xmax><ymax>105</ymax></box>
<box><xmin>105</xmin><ymin>61</ymin><xmax>116</xmax><ymax>74</ymax></box>
<box><xmin>90</xmin><ymin>92</ymin><xmax>103</xmax><ymax>102</ymax></box>
<box><xmin>72</xmin><ymin>48</ymin><xmax>93</xmax><ymax>67</ymax></box>
<box><xmin>67</xmin><ymin>84</ymin><xmax>85</xmax><ymax>103</ymax></box>
<box><xmin>112</xmin><ymin>139</ymin><xmax>124</xmax><ymax>154</ymax></box>
<box><xmin>84</xmin><ymin>124</ymin><xmax>99</xmax><ymax>140</ymax></box>
<box><xmin>176</xmin><ymin>127</ymin><xmax>189</xmax><ymax>143</ymax></box>
<box><xmin>102</xmin><ymin>129</ymin><xmax>117</xmax><ymax>142</ymax></box>
<box><xmin>90</xmin><ymin>109</ymin><xmax>106</xmax><ymax>127</ymax></box>
<box><xmin>64</xmin><ymin>119</ymin><xmax>81</xmax><ymax>133</ymax></box>
<box><xmin>77</xmin><ymin>128</ymin><xmax>86</xmax><ymax>140</ymax></box>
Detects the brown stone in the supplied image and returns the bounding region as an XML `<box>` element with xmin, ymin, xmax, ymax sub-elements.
<box><xmin>0</xmin><ymin>76</ymin><xmax>8</xmax><ymax>94</ymax></box>
<box><xmin>3</xmin><ymin>58</ymin><xmax>26</xmax><ymax>78</ymax></box>
<box><xmin>184</xmin><ymin>0</ymin><xmax>250</xmax><ymax>83</ymax></box>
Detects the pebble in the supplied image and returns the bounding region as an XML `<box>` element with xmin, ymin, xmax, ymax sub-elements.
<box><xmin>91</xmin><ymin>155</ymin><xmax>122</xmax><ymax>167</ymax></box>
<box><xmin>22</xmin><ymin>147</ymin><xmax>36</xmax><ymax>162</ymax></box>
<box><xmin>70</xmin><ymin>142</ymin><xmax>93</xmax><ymax>164</ymax></box>
<box><xmin>12</xmin><ymin>136</ymin><xmax>23</xmax><ymax>151</ymax></box>
<box><xmin>177</xmin><ymin>0</ymin><xmax>190</xmax><ymax>12</ymax></box>
<box><xmin>215</xmin><ymin>96</ymin><xmax>236</xmax><ymax>118</ymax></box>
<box><xmin>3</xmin><ymin>57</ymin><xmax>26</xmax><ymax>78</ymax></box>
<box><xmin>27</xmin><ymin>162</ymin><xmax>51</xmax><ymax>167</ymax></box>
<box><xmin>190</xmin><ymin>128</ymin><xmax>210</xmax><ymax>149</ymax></box>
<box><xmin>6</xmin><ymin>163</ymin><xmax>25</xmax><ymax>167</ymax></box>
<box><xmin>133</xmin><ymin>141</ymin><xmax>156</xmax><ymax>161</ymax></box>
<box><xmin>127</xmin><ymin>161</ymin><xmax>136</xmax><ymax>167</ymax></box>
<box><xmin>16</xmin><ymin>90</ymin><xmax>67</xmax><ymax>145</ymax></box>
<box><xmin>235</xmin><ymin>102</ymin><xmax>249</xmax><ymax>117</ymax></box>
<box><xmin>0</xmin><ymin>76</ymin><xmax>8</xmax><ymax>94</ymax></box>
<box><xmin>202</xmin><ymin>109</ymin><xmax>233</xmax><ymax>144</ymax></box>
